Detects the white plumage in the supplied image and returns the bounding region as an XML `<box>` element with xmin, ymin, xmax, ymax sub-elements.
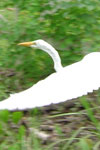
<box><xmin>0</xmin><ymin>39</ymin><xmax>100</xmax><ymax>110</ymax></box>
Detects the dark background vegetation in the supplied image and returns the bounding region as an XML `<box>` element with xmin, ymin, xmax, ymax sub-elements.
<box><xmin>1</xmin><ymin>0</ymin><xmax>100</xmax><ymax>149</ymax></box>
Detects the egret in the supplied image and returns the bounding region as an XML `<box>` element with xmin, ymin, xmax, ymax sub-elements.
<box><xmin>0</xmin><ymin>39</ymin><xmax>100</xmax><ymax>111</ymax></box>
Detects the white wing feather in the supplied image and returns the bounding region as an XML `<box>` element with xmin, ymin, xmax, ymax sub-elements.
<box><xmin>0</xmin><ymin>52</ymin><xmax>100</xmax><ymax>110</ymax></box>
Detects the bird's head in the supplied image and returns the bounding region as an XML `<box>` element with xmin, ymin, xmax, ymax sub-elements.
<box><xmin>18</xmin><ymin>39</ymin><xmax>63</xmax><ymax>72</ymax></box>
<box><xmin>18</xmin><ymin>39</ymin><xmax>51</xmax><ymax>50</ymax></box>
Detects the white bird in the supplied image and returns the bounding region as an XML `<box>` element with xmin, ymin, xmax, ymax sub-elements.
<box><xmin>0</xmin><ymin>39</ymin><xmax>100</xmax><ymax>111</ymax></box>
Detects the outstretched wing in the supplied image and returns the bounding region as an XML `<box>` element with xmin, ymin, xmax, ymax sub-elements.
<box><xmin>0</xmin><ymin>53</ymin><xmax>100</xmax><ymax>110</ymax></box>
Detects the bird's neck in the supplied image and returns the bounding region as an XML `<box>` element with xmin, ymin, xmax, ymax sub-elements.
<box><xmin>41</xmin><ymin>44</ymin><xmax>63</xmax><ymax>72</ymax></box>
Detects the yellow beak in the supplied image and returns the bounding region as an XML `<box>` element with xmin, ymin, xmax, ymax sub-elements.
<box><xmin>18</xmin><ymin>41</ymin><xmax>35</xmax><ymax>47</ymax></box>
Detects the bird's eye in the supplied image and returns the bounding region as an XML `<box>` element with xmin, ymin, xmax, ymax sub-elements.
<box><xmin>32</xmin><ymin>42</ymin><xmax>36</xmax><ymax>45</ymax></box>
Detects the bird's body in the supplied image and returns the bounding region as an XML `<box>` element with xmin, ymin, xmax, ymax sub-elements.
<box><xmin>0</xmin><ymin>40</ymin><xmax>100</xmax><ymax>110</ymax></box>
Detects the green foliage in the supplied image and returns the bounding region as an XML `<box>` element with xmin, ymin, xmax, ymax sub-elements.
<box><xmin>17</xmin><ymin>125</ymin><xmax>26</xmax><ymax>140</ymax></box>
<box><xmin>80</xmin><ymin>96</ymin><xmax>99</xmax><ymax>128</ymax></box>
<box><xmin>0</xmin><ymin>0</ymin><xmax>100</xmax><ymax>99</ymax></box>
<box><xmin>78</xmin><ymin>138</ymin><xmax>93</xmax><ymax>150</ymax></box>
<box><xmin>0</xmin><ymin>110</ymin><xmax>10</xmax><ymax>122</ymax></box>
<box><xmin>12</xmin><ymin>111</ymin><xmax>23</xmax><ymax>124</ymax></box>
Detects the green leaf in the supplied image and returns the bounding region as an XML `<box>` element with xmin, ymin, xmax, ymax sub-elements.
<box><xmin>0</xmin><ymin>110</ymin><xmax>10</xmax><ymax>122</ymax></box>
<box><xmin>79</xmin><ymin>138</ymin><xmax>92</xmax><ymax>150</ymax></box>
<box><xmin>12</xmin><ymin>111</ymin><xmax>23</xmax><ymax>124</ymax></box>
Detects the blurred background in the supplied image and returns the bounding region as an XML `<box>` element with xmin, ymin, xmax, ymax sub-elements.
<box><xmin>1</xmin><ymin>1</ymin><xmax>100</xmax><ymax>149</ymax></box>
<box><xmin>1</xmin><ymin>0</ymin><xmax>100</xmax><ymax>100</ymax></box>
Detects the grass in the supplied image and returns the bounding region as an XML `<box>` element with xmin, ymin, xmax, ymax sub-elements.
<box><xmin>0</xmin><ymin>93</ymin><xmax>100</xmax><ymax>149</ymax></box>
